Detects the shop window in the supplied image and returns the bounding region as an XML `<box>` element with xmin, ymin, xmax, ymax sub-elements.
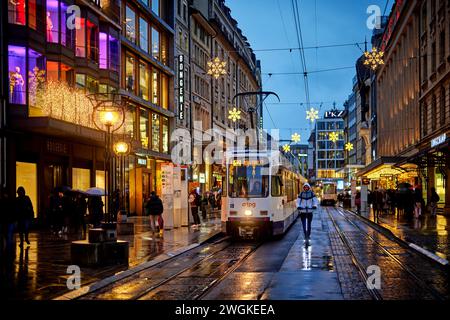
<box><xmin>161</xmin><ymin>33</ymin><xmax>168</xmax><ymax>65</ymax></box>
<box><xmin>61</xmin><ymin>1</ymin><xmax>74</xmax><ymax>48</ymax></box>
<box><xmin>87</xmin><ymin>20</ymin><xmax>99</xmax><ymax>62</ymax></box>
<box><xmin>109</xmin><ymin>35</ymin><xmax>119</xmax><ymax>71</ymax></box>
<box><xmin>152</xmin><ymin>113</ymin><xmax>160</xmax><ymax>152</ymax></box>
<box><xmin>8</xmin><ymin>0</ymin><xmax>26</xmax><ymax>25</ymax></box>
<box><xmin>46</xmin><ymin>61</ymin><xmax>59</xmax><ymax>81</ymax></box>
<box><xmin>72</xmin><ymin>168</ymin><xmax>91</xmax><ymax>191</ymax></box>
<box><xmin>139</xmin><ymin>62</ymin><xmax>149</xmax><ymax>101</ymax></box>
<box><xmin>162</xmin><ymin>116</ymin><xmax>169</xmax><ymax>153</ymax></box>
<box><xmin>99</xmin><ymin>84</ymin><xmax>108</xmax><ymax>93</ymax></box>
<box><xmin>435</xmin><ymin>169</ymin><xmax>445</xmax><ymax>204</ymax></box>
<box><xmin>99</xmin><ymin>32</ymin><xmax>108</xmax><ymax>68</ymax></box>
<box><xmin>16</xmin><ymin>162</ymin><xmax>38</xmax><ymax>219</ymax></box>
<box><xmin>76</xmin><ymin>17</ymin><xmax>86</xmax><ymax>57</ymax></box>
<box><xmin>161</xmin><ymin>73</ymin><xmax>169</xmax><ymax>109</ymax></box>
<box><xmin>61</xmin><ymin>63</ymin><xmax>73</xmax><ymax>85</ymax></box>
<box><xmin>8</xmin><ymin>45</ymin><xmax>27</xmax><ymax>105</ymax></box>
<box><xmin>152</xmin><ymin>69</ymin><xmax>160</xmax><ymax>105</ymax></box>
<box><xmin>140</xmin><ymin>108</ymin><xmax>149</xmax><ymax>149</ymax></box>
<box><xmin>46</xmin><ymin>0</ymin><xmax>59</xmax><ymax>43</ymax></box>
<box><xmin>139</xmin><ymin>18</ymin><xmax>149</xmax><ymax>53</ymax></box>
<box><xmin>95</xmin><ymin>170</ymin><xmax>107</xmax><ymax>204</ymax></box>
<box><xmin>125</xmin><ymin>54</ymin><xmax>135</xmax><ymax>93</ymax></box>
<box><xmin>125</xmin><ymin>5</ymin><xmax>136</xmax><ymax>43</ymax></box>
<box><xmin>152</xmin><ymin>28</ymin><xmax>160</xmax><ymax>61</ymax></box>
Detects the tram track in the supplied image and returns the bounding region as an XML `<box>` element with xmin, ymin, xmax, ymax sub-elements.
<box><xmin>74</xmin><ymin>235</ymin><xmax>261</xmax><ymax>300</ymax></box>
<box><xmin>327</xmin><ymin>207</ymin><xmax>447</xmax><ymax>300</ymax></box>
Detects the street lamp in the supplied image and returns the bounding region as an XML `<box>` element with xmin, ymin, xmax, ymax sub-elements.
<box><xmin>91</xmin><ymin>96</ymin><xmax>126</xmax><ymax>223</ymax></box>
<box><xmin>114</xmin><ymin>141</ymin><xmax>131</xmax><ymax>216</ymax></box>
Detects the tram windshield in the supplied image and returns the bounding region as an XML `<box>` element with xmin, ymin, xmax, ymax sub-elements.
<box><xmin>228</xmin><ymin>162</ymin><xmax>269</xmax><ymax>198</ymax></box>
<box><xmin>323</xmin><ymin>183</ymin><xmax>336</xmax><ymax>195</ymax></box>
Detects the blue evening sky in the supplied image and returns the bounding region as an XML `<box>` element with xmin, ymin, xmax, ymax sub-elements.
<box><xmin>226</xmin><ymin>0</ymin><xmax>394</xmax><ymax>141</ymax></box>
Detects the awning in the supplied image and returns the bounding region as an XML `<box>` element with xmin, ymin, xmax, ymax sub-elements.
<box><xmin>356</xmin><ymin>157</ymin><xmax>417</xmax><ymax>180</ymax></box>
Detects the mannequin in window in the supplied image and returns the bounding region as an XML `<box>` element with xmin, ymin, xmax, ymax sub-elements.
<box><xmin>10</xmin><ymin>0</ymin><xmax>26</xmax><ymax>25</ymax></box>
<box><xmin>46</xmin><ymin>11</ymin><xmax>54</xmax><ymax>42</ymax></box>
<box><xmin>10</xmin><ymin>67</ymin><xmax>25</xmax><ymax>104</ymax></box>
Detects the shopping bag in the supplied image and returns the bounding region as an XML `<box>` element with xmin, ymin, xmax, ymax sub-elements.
<box><xmin>158</xmin><ymin>216</ymin><xmax>164</xmax><ymax>230</ymax></box>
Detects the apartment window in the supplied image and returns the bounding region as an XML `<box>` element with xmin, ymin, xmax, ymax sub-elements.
<box><xmin>125</xmin><ymin>55</ymin><xmax>135</xmax><ymax>93</ymax></box>
<box><xmin>152</xmin><ymin>113</ymin><xmax>160</xmax><ymax>152</ymax></box>
<box><xmin>125</xmin><ymin>5</ymin><xmax>136</xmax><ymax>43</ymax></box>
<box><xmin>152</xmin><ymin>28</ymin><xmax>160</xmax><ymax>60</ymax></box>
<box><xmin>125</xmin><ymin>105</ymin><xmax>136</xmax><ymax>139</ymax></box>
<box><xmin>421</xmin><ymin>3</ymin><xmax>427</xmax><ymax>34</ymax></box>
<box><xmin>152</xmin><ymin>69</ymin><xmax>160</xmax><ymax>105</ymax></box>
<box><xmin>139</xmin><ymin>18</ymin><xmax>149</xmax><ymax>52</ymax></box>
<box><xmin>152</xmin><ymin>0</ymin><xmax>159</xmax><ymax>16</ymax></box>
<box><xmin>46</xmin><ymin>0</ymin><xmax>59</xmax><ymax>43</ymax></box>
<box><xmin>61</xmin><ymin>1</ymin><xmax>74</xmax><ymax>48</ymax></box>
<box><xmin>76</xmin><ymin>17</ymin><xmax>86</xmax><ymax>57</ymax></box>
<box><xmin>440</xmin><ymin>30</ymin><xmax>446</xmax><ymax>63</ymax></box>
<box><xmin>87</xmin><ymin>20</ymin><xmax>99</xmax><ymax>62</ymax></box>
<box><xmin>432</xmin><ymin>95</ymin><xmax>437</xmax><ymax>131</ymax></box>
<box><xmin>161</xmin><ymin>33</ymin><xmax>168</xmax><ymax>65</ymax></box>
<box><xmin>440</xmin><ymin>87</ymin><xmax>446</xmax><ymax>126</ymax></box>
<box><xmin>140</xmin><ymin>108</ymin><xmax>149</xmax><ymax>149</ymax></box>
<box><xmin>139</xmin><ymin>62</ymin><xmax>149</xmax><ymax>101</ymax></box>
<box><xmin>423</xmin><ymin>54</ymin><xmax>428</xmax><ymax>80</ymax></box>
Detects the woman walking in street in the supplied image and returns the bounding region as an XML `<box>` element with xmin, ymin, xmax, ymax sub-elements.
<box><xmin>296</xmin><ymin>183</ymin><xmax>319</xmax><ymax>246</ymax></box>
<box><xmin>413</xmin><ymin>188</ymin><xmax>424</xmax><ymax>219</ymax></box>
<box><xmin>15</xmin><ymin>187</ymin><xmax>34</xmax><ymax>248</ymax></box>
<box><xmin>188</xmin><ymin>190</ymin><xmax>201</xmax><ymax>228</ymax></box>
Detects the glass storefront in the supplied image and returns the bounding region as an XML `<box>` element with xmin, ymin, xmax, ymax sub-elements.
<box><xmin>72</xmin><ymin>168</ymin><xmax>90</xmax><ymax>191</ymax></box>
<box><xmin>16</xmin><ymin>162</ymin><xmax>38</xmax><ymax>218</ymax></box>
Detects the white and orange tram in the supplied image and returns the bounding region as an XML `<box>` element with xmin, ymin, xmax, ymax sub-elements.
<box><xmin>221</xmin><ymin>150</ymin><xmax>307</xmax><ymax>240</ymax></box>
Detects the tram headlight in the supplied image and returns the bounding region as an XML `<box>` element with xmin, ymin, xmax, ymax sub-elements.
<box><xmin>244</xmin><ymin>210</ymin><xmax>253</xmax><ymax>216</ymax></box>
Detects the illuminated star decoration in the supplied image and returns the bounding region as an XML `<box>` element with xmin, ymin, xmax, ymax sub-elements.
<box><xmin>345</xmin><ymin>142</ymin><xmax>354</xmax><ymax>152</ymax></box>
<box><xmin>282</xmin><ymin>144</ymin><xmax>291</xmax><ymax>153</ymax></box>
<box><xmin>228</xmin><ymin>107</ymin><xmax>241</xmax><ymax>122</ymax></box>
<box><xmin>329</xmin><ymin>132</ymin><xmax>339</xmax><ymax>143</ymax></box>
<box><xmin>207</xmin><ymin>57</ymin><xmax>227</xmax><ymax>79</ymax></box>
<box><xmin>364</xmin><ymin>47</ymin><xmax>384</xmax><ymax>70</ymax></box>
<box><xmin>291</xmin><ymin>133</ymin><xmax>301</xmax><ymax>143</ymax></box>
<box><xmin>306</xmin><ymin>108</ymin><xmax>319</xmax><ymax>123</ymax></box>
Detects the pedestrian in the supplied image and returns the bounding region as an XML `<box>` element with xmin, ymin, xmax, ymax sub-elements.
<box><xmin>15</xmin><ymin>187</ymin><xmax>34</xmax><ymax>248</ymax></box>
<box><xmin>413</xmin><ymin>188</ymin><xmax>424</xmax><ymax>219</ymax></box>
<box><xmin>429</xmin><ymin>187</ymin><xmax>440</xmax><ymax>216</ymax></box>
<box><xmin>355</xmin><ymin>191</ymin><xmax>361</xmax><ymax>215</ymax></box>
<box><xmin>144</xmin><ymin>191</ymin><xmax>164</xmax><ymax>236</ymax></box>
<box><xmin>49</xmin><ymin>190</ymin><xmax>64</xmax><ymax>234</ymax></box>
<box><xmin>0</xmin><ymin>188</ymin><xmax>16</xmax><ymax>253</ymax></box>
<box><xmin>75</xmin><ymin>193</ymin><xmax>88</xmax><ymax>234</ymax></box>
<box><xmin>111</xmin><ymin>189</ymin><xmax>121</xmax><ymax>222</ymax></box>
<box><xmin>88</xmin><ymin>196</ymin><xmax>104</xmax><ymax>228</ymax></box>
<box><xmin>61</xmin><ymin>191</ymin><xmax>74</xmax><ymax>234</ymax></box>
<box><xmin>296</xmin><ymin>183</ymin><xmax>319</xmax><ymax>246</ymax></box>
<box><xmin>188</xmin><ymin>190</ymin><xmax>201</xmax><ymax>228</ymax></box>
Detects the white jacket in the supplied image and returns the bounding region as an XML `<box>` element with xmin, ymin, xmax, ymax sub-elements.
<box><xmin>296</xmin><ymin>184</ymin><xmax>319</xmax><ymax>209</ymax></box>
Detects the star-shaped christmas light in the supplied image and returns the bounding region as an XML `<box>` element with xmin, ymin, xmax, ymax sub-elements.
<box><xmin>306</xmin><ymin>108</ymin><xmax>319</xmax><ymax>123</ymax></box>
<box><xmin>329</xmin><ymin>132</ymin><xmax>339</xmax><ymax>143</ymax></box>
<box><xmin>291</xmin><ymin>133</ymin><xmax>301</xmax><ymax>143</ymax></box>
<box><xmin>228</xmin><ymin>107</ymin><xmax>241</xmax><ymax>122</ymax></box>
<box><xmin>207</xmin><ymin>57</ymin><xmax>227</xmax><ymax>79</ymax></box>
<box><xmin>282</xmin><ymin>144</ymin><xmax>291</xmax><ymax>153</ymax></box>
<box><xmin>345</xmin><ymin>142</ymin><xmax>354</xmax><ymax>152</ymax></box>
<box><xmin>364</xmin><ymin>47</ymin><xmax>384</xmax><ymax>70</ymax></box>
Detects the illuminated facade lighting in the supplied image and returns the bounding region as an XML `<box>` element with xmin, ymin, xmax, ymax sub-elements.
<box><xmin>291</xmin><ymin>133</ymin><xmax>301</xmax><ymax>143</ymax></box>
<box><xmin>228</xmin><ymin>107</ymin><xmax>241</xmax><ymax>122</ymax></box>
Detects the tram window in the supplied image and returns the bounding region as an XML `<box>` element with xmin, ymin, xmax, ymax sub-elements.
<box><xmin>228</xmin><ymin>164</ymin><xmax>269</xmax><ymax>198</ymax></box>
<box><xmin>271</xmin><ymin>175</ymin><xmax>283</xmax><ymax>197</ymax></box>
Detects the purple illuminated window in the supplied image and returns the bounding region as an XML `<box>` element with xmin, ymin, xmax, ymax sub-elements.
<box><xmin>109</xmin><ymin>35</ymin><xmax>119</xmax><ymax>71</ymax></box>
<box><xmin>46</xmin><ymin>0</ymin><xmax>59</xmax><ymax>43</ymax></box>
<box><xmin>8</xmin><ymin>46</ymin><xmax>27</xmax><ymax>105</ymax></box>
<box><xmin>99</xmin><ymin>32</ymin><xmax>108</xmax><ymax>69</ymax></box>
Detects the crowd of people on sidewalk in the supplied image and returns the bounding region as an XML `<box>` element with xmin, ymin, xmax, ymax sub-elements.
<box><xmin>188</xmin><ymin>189</ymin><xmax>222</xmax><ymax>229</ymax></box>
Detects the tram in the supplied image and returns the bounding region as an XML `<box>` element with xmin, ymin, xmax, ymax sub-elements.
<box><xmin>221</xmin><ymin>150</ymin><xmax>307</xmax><ymax>240</ymax></box>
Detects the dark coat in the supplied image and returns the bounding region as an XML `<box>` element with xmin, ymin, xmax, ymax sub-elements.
<box><xmin>0</xmin><ymin>195</ymin><xmax>16</xmax><ymax>224</ymax></box>
<box><xmin>430</xmin><ymin>191</ymin><xmax>440</xmax><ymax>203</ymax></box>
<box><xmin>145</xmin><ymin>196</ymin><xmax>164</xmax><ymax>216</ymax></box>
<box><xmin>15</xmin><ymin>195</ymin><xmax>34</xmax><ymax>221</ymax></box>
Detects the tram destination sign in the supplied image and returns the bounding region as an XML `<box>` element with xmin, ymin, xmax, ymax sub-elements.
<box><xmin>431</xmin><ymin>134</ymin><xmax>447</xmax><ymax>148</ymax></box>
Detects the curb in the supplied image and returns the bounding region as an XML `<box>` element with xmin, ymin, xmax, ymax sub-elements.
<box><xmin>348</xmin><ymin>209</ymin><xmax>449</xmax><ymax>267</ymax></box>
<box><xmin>54</xmin><ymin>230</ymin><xmax>224</xmax><ymax>300</ymax></box>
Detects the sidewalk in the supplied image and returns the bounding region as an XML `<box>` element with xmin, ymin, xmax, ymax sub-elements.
<box><xmin>358</xmin><ymin>208</ymin><xmax>450</xmax><ymax>262</ymax></box>
<box><xmin>0</xmin><ymin>216</ymin><xmax>222</xmax><ymax>300</ymax></box>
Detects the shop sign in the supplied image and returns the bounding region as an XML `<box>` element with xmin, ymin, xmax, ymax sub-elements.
<box><xmin>431</xmin><ymin>134</ymin><xmax>446</xmax><ymax>148</ymax></box>
<box><xmin>46</xmin><ymin>140</ymin><xmax>68</xmax><ymax>155</ymax></box>
<box><xmin>137</xmin><ymin>158</ymin><xmax>147</xmax><ymax>166</ymax></box>
<box><xmin>178</xmin><ymin>55</ymin><xmax>185</xmax><ymax>120</ymax></box>
<box><xmin>324</xmin><ymin>110</ymin><xmax>344</xmax><ymax>119</ymax></box>
<box><xmin>199</xmin><ymin>173</ymin><xmax>206</xmax><ymax>184</ymax></box>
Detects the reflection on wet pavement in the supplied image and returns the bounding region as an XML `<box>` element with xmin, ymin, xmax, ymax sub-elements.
<box><xmin>0</xmin><ymin>217</ymin><xmax>221</xmax><ymax>300</ymax></box>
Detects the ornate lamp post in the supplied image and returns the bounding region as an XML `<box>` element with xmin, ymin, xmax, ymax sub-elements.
<box><xmin>91</xmin><ymin>96</ymin><xmax>126</xmax><ymax>223</ymax></box>
<box><xmin>113</xmin><ymin>141</ymin><xmax>130</xmax><ymax>214</ymax></box>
